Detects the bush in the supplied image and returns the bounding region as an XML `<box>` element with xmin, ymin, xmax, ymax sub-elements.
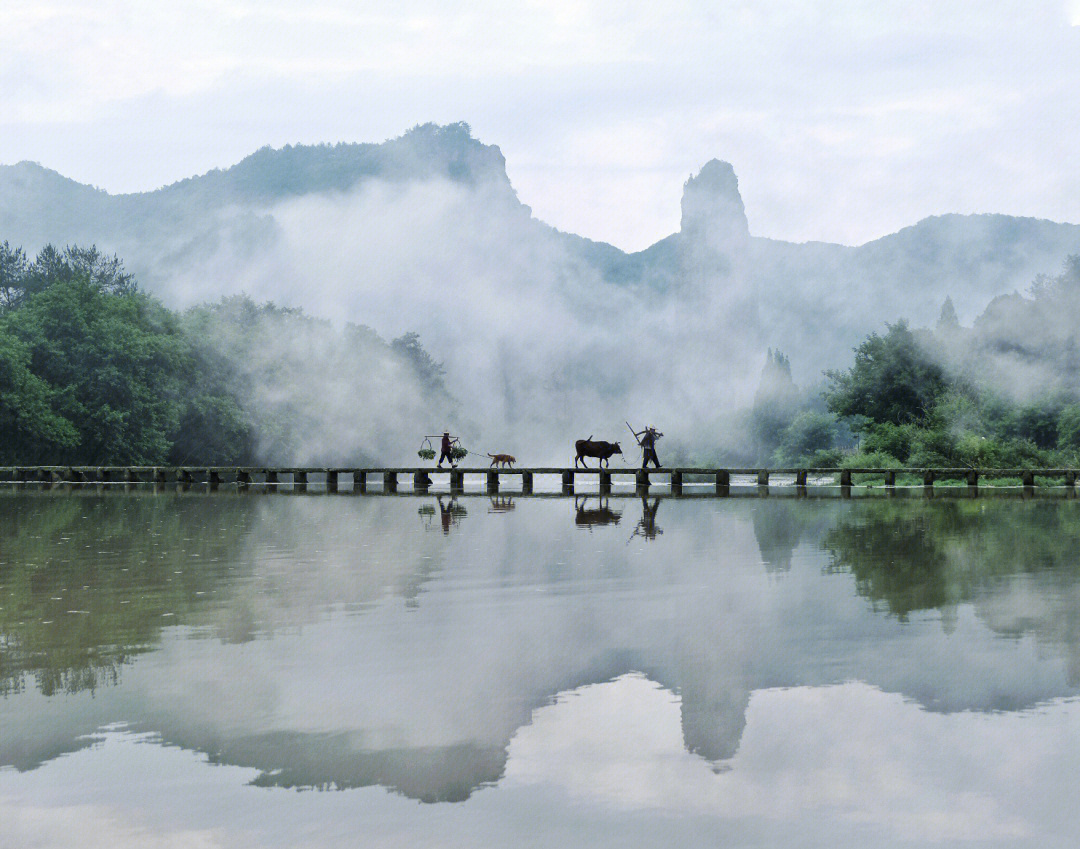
<box><xmin>860</xmin><ymin>422</ymin><xmax>916</xmax><ymax>462</ymax></box>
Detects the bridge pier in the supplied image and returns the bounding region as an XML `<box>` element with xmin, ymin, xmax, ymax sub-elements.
<box><xmin>237</xmin><ymin>470</ymin><xmax>251</xmax><ymax>490</ymax></box>
<box><xmin>562</xmin><ymin>470</ymin><xmax>574</xmax><ymax>494</ymax></box>
<box><xmin>179</xmin><ymin>469</ymin><xmax>193</xmax><ymax>488</ymax></box>
<box><xmin>326</xmin><ymin>470</ymin><xmax>338</xmax><ymax>493</ymax></box>
<box><xmin>413</xmin><ymin>471</ymin><xmax>431</xmax><ymax>492</ymax></box>
<box><xmin>757</xmin><ymin>469</ymin><xmax>769</xmax><ymax>486</ymax></box>
<box><xmin>1068</xmin><ymin>471</ymin><xmax>1077</xmax><ymax>488</ymax></box>
<box><xmin>521</xmin><ymin>471</ymin><xmax>533</xmax><ymax>494</ymax></box>
<box><xmin>208</xmin><ymin>469</ymin><xmax>222</xmax><ymax>490</ymax></box>
<box><xmin>670</xmin><ymin>470</ymin><xmax>682</xmax><ymax>495</ymax></box>
<box><xmin>884</xmin><ymin>470</ymin><xmax>896</xmax><ymax>487</ymax></box>
<box><xmin>265</xmin><ymin>470</ymin><xmax>279</xmax><ymax>489</ymax></box>
<box><xmin>383</xmin><ymin>471</ymin><xmax>397</xmax><ymax>493</ymax></box>
<box><xmin>839</xmin><ymin>470</ymin><xmax>852</xmax><ymax>486</ymax></box>
<box><xmin>636</xmin><ymin>469</ymin><xmax>649</xmax><ymax>492</ymax></box>
<box><xmin>450</xmin><ymin>470</ymin><xmax>464</xmax><ymax>493</ymax></box>
<box><xmin>1022</xmin><ymin>470</ymin><xmax>1035</xmax><ymax>487</ymax></box>
<box><xmin>966</xmin><ymin>470</ymin><xmax>979</xmax><ymax>487</ymax></box>
<box><xmin>598</xmin><ymin>470</ymin><xmax>611</xmax><ymax>494</ymax></box>
<box><xmin>796</xmin><ymin>470</ymin><xmax>808</xmax><ymax>486</ymax></box>
<box><xmin>486</xmin><ymin>470</ymin><xmax>499</xmax><ymax>494</ymax></box>
<box><xmin>354</xmin><ymin>471</ymin><xmax>366</xmax><ymax>494</ymax></box>
<box><xmin>923</xmin><ymin>470</ymin><xmax>936</xmax><ymax>487</ymax></box>
<box><xmin>715</xmin><ymin>470</ymin><xmax>729</xmax><ymax>495</ymax></box>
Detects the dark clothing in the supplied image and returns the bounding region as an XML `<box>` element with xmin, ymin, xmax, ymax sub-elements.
<box><xmin>639</xmin><ymin>428</ymin><xmax>661</xmax><ymax>468</ymax></box>
<box><xmin>441</xmin><ymin>435</ymin><xmax>453</xmax><ymax>453</ymax></box>
<box><xmin>438</xmin><ymin>449</ymin><xmax>454</xmax><ymax>466</ymax></box>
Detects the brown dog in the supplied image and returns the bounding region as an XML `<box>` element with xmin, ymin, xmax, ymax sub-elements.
<box><xmin>488</xmin><ymin>453</ymin><xmax>516</xmax><ymax>468</ymax></box>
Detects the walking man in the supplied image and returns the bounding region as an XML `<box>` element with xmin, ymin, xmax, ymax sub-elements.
<box><xmin>634</xmin><ymin>425</ymin><xmax>663</xmax><ymax>469</ymax></box>
<box><xmin>438</xmin><ymin>431</ymin><xmax>459</xmax><ymax>468</ymax></box>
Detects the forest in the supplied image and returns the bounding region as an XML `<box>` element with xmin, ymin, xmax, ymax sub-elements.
<box><xmin>753</xmin><ymin>256</ymin><xmax>1080</xmax><ymax>470</ymax></box>
<box><xmin>0</xmin><ymin>241</ymin><xmax>447</xmax><ymax>465</ymax></box>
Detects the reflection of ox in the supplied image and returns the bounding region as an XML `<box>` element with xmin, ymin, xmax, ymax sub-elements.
<box><xmin>575</xmin><ymin>497</ymin><xmax>622</xmax><ymax>529</ymax></box>
<box><xmin>574</xmin><ymin>437</ymin><xmax>622</xmax><ymax>468</ymax></box>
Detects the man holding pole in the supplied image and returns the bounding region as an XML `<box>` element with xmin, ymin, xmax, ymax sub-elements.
<box><xmin>628</xmin><ymin>422</ymin><xmax>663</xmax><ymax>469</ymax></box>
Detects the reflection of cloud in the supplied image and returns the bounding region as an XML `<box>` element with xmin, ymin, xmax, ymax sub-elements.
<box><xmin>6</xmin><ymin>682</ymin><xmax>1080</xmax><ymax>847</ymax></box>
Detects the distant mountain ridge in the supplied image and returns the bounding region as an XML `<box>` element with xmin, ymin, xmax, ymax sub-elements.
<box><xmin>2</xmin><ymin>121</ymin><xmax>1078</xmax><ymax>386</ymax></box>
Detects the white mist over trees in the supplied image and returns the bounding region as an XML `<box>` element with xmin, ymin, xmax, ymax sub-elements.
<box><xmin>2</xmin><ymin>123</ymin><xmax>1079</xmax><ymax>464</ymax></box>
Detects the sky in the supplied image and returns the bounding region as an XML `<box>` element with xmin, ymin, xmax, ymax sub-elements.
<box><xmin>2</xmin><ymin>0</ymin><xmax>1079</xmax><ymax>251</ymax></box>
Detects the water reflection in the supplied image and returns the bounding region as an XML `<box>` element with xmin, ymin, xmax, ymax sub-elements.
<box><xmin>3</xmin><ymin>491</ymin><xmax>1080</xmax><ymax>842</ymax></box>
<box><xmin>574</xmin><ymin>495</ymin><xmax>622</xmax><ymax>528</ymax></box>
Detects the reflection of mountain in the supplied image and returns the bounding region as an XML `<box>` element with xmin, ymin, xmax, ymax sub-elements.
<box><xmin>3</xmin><ymin>493</ymin><xmax>1080</xmax><ymax>803</ymax></box>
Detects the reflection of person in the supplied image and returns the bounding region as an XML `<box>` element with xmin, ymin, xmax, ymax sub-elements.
<box><xmin>438</xmin><ymin>431</ymin><xmax>459</xmax><ymax>468</ymax></box>
<box><xmin>438</xmin><ymin>495</ymin><xmax>454</xmax><ymax>535</ymax></box>
<box><xmin>636</xmin><ymin>496</ymin><xmax>663</xmax><ymax>540</ymax></box>
<box><xmin>635</xmin><ymin>425</ymin><xmax>663</xmax><ymax>469</ymax></box>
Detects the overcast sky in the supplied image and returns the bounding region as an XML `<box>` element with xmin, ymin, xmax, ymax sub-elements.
<box><xmin>3</xmin><ymin>0</ymin><xmax>1079</xmax><ymax>250</ymax></box>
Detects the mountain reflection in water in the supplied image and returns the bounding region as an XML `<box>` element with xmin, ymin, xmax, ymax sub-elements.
<box><xmin>2</xmin><ymin>489</ymin><xmax>1080</xmax><ymax>844</ymax></box>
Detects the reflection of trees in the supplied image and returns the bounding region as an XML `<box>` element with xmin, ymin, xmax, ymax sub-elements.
<box><xmin>751</xmin><ymin>500</ymin><xmax>816</xmax><ymax>572</ymax></box>
<box><xmin>0</xmin><ymin>492</ymin><xmax>256</xmax><ymax>697</ymax></box>
<box><xmin>823</xmin><ymin>499</ymin><xmax>1080</xmax><ymax>627</ymax></box>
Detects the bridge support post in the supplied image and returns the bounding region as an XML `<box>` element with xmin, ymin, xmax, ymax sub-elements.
<box><xmin>636</xmin><ymin>469</ymin><xmax>650</xmax><ymax>492</ymax></box>
<box><xmin>208</xmin><ymin>469</ymin><xmax>222</xmax><ymax>490</ymax></box>
<box><xmin>562</xmin><ymin>470</ymin><xmax>575</xmax><ymax>494</ymax></box>
<box><xmin>265</xmin><ymin>470</ymin><xmax>278</xmax><ymax>489</ymax></box>
<box><xmin>796</xmin><ymin>470</ymin><xmax>808</xmax><ymax>486</ymax></box>
<box><xmin>237</xmin><ymin>470</ymin><xmax>251</xmax><ymax>490</ymax></box>
<box><xmin>125</xmin><ymin>468</ymin><xmax>141</xmax><ymax>484</ymax></box>
<box><xmin>884</xmin><ymin>470</ymin><xmax>896</xmax><ymax>487</ymax></box>
<box><xmin>1067</xmin><ymin>471</ymin><xmax>1077</xmax><ymax>488</ymax></box>
<box><xmin>326</xmin><ymin>470</ymin><xmax>338</xmax><ymax>493</ymax></box>
<box><xmin>413</xmin><ymin>471</ymin><xmax>431</xmax><ymax>493</ymax></box>
<box><xmin>757</xmin><ymin>469</ymin><xmax>769</xmax><ymax>486</ymax></box>
<box><xmin>1022</xmin><ymin>470</ymin><xmax>1035</xmax><ymax>487</ymax></box>
<box><xmin>521</xmin><ymin>471</ymin><xmax>533</xmax><ymax>495</ymax></box>
<box><xmin>670</xmin><ymin>470</ymin><xmax>683</xmax><ymax>495</ymax></box>
<box><xmin>839</xmin><ymin>470</ymin><xmax>852</xmax><ymax>486</ymax></box>
<box><xmin>353</xmin><ymin>471</ymin><xmax>366</xmax><ymax>494</ymax></box>
<box><xmin>382</xmin><ymin>471</ymin><xmax>397</xmax><ymax>493</ymax></box>
<box><xmin>923</xmin><ymin>470</ymin><xmax>936</xmax><ymax>488</ymax></box>
<box><xmin>179</xmin><ymin>469</ymin><xmax>193</xmax><ymax>488</ymax></box>
<box><xmin>450</xmin><ymin>470</ymin><xmax>464</xmax><ymax>493</ymax></box>
<box><xmin>599</xmin><ymin>470</ymin><xmax>611</xmax><ymax>494</ymax></box>
<box><xmin>966</xmin><ymin>470</ymin><xmax>979</xmax><ymax>488</ymax></box>
<box><xmin>715</xmin><ymin>470</ymin><xmax>730</xmax><ymax>495</ymax></box>
<box><xmin>487</xmin><ymin>471</ymin><xmax>499</xmax><ymax>494</ymax></box>
<box><xmin>99</xmin><ymin>469</ymin><xmax>113</xmax><ymax>485</ymax></box>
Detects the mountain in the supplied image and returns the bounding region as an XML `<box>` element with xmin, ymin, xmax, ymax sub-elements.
<box><xmin>2</xmin><ymin>123</ymin><xmax>1078</xmax><ymax>459</ymax></box>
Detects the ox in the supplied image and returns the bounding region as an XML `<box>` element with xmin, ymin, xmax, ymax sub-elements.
<box><xmin>574</xmin><ymin>437</ymin><xmax>623</xmax><ymax>468</ymax></box>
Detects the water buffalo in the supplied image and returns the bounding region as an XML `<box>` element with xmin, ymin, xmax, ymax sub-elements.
<box><xmin>575</xmin><ymin>437</ymin><xmax>622</xmax><ymax>468</ymax></box>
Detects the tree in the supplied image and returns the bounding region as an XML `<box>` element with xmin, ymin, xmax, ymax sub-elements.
<box><xmin>825</xmin><ymin>321</ymin><xmax>949</xmax><ymax>428</ymax></box>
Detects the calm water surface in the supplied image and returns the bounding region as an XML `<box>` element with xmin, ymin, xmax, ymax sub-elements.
<box><xmin>3</xmin><ymin>487</ymin><xmax>1080</xmax><ymax>847</ymax></box>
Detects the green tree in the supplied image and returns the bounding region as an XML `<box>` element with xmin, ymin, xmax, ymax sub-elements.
<box><xmin>825</xmin><ymin>321</ymin><xmax>949</xmax><ymax>428</ymax></box>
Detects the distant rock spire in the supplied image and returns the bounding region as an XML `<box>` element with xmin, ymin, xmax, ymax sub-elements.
<box><xmin>679</xmin><ymin>160</ymin><xmax>750</xmax><ymax>254</ymax></box>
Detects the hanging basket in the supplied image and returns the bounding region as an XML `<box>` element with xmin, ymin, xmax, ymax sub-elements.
<box><xmin>418</xmin><ymin>436</ymin><xmax>436</xmax><ymax>461</ymax></box>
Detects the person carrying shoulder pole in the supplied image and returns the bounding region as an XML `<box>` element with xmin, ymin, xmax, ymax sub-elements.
<box><xmin>438</xmin><ymin>431</ymin><xmax>460</xmax><ymax>468</ymax></box>
<box><xmin>629</xmin><ymin>423</ymin><xmax>664</xmax><ymax>469</ymax></box>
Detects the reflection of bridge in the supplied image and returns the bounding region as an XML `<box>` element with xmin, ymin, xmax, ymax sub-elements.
<box><xmin>3</xmin><ymin>465</ymin><xmax>1080</xmax><ymax>494</ymax></box>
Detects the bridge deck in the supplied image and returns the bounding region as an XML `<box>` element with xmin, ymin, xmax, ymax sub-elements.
<box><xmin>0</xmin><ymin>465</ymin><xmax>1075</xmax><ymax>493</ymax></box>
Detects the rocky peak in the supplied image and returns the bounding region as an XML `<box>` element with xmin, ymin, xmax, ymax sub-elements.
<box><xmin>680</xmin><ymin>160</ymin><xmax>750</xmax><ymax>252</ymax></box>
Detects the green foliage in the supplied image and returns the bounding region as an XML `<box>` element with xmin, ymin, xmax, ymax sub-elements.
<box><xmin>773</xmin><ymin>411</ymin><xmax>838</xmax><ymax>465</ymax></box>
<box><xmin>825</xmin><ymin>321</ymin><xmax>949</xmax><ymax>428</ymax></box>
<box><xmin>0</xmin><ymin>242</ymin><xmax>445</xmax><ymax>465</ymax></box>
<box><xmin>860</xmin><ymin>421</ymin><xmax>917</xmax><ymax>462</ymax></box>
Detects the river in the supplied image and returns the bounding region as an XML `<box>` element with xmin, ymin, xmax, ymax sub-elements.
<box><xmin>2</xmin><ymin>487</ymin><xmax>1080</xmax><ymax>846</ymax></box>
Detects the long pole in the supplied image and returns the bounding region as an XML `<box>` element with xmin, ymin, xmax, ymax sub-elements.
<box><xmin>626</xmin><ymin>421</ymin><xmax>641</xmax><ymax>445</ymax></box>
